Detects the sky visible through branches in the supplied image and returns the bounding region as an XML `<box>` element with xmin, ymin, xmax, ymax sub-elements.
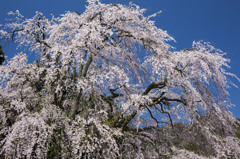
<box><xmin>1</xmin><ymin>0</ymin><xmax>240</xmax><ymax>118</ymax></box>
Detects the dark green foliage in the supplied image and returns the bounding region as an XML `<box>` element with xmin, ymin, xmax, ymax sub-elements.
<box><xmin>235</xmin><ymin>119</ymin><xmax>240</xmax><ymax>139</ymax></box>
<box><xmin>47</xmin><ymin>128</ymin><xmax>72</xmax><ymax>159</ymax></box>
<box><xmin>184</xmin><ymin>141</ymin><xmax>200</xmax><ymax>154</ymax></box>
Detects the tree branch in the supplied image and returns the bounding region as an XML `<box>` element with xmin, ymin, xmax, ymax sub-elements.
<box><xmin>142</xmin><ymin>81</ymin><xmax>166</xmax><ymax>95</ymax></box>
<box><xmin>109</xmin><ymin>88</ymin><xmax>124</xmax><ymax>99</ymax></box>
<box><xmin>79</xmin><ymin>50</ymin><xmax>87</xmax><ymax>78</ymax></box>
<box><xmin>69</xmin><ymin>89</ymin><xmax>82</xmax><ymax>119</ymax></box>
<box><xmin>82</xmin><ymin>54</ymin><xmax>93</xmax><ymax>77</ymax></box>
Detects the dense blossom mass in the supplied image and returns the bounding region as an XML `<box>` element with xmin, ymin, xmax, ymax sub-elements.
<box><xmin>0</xmin><ymin>0</ymin><xmax>240</xmax><ymax>158</ymax></box>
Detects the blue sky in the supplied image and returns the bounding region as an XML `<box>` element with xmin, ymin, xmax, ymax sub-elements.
<box><xmin>1</xmin><ymin>0</ymin><xmax>240</xmax><ymax>118</ymax></box>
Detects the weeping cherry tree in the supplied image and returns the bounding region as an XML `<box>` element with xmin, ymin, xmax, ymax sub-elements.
<box><xmin>0</xmin><ymin>0</ymin><xmax>240</xmax><ymax>158</ymax></box>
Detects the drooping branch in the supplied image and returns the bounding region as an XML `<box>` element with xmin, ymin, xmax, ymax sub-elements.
<box><xmin>7</xmin><ymin>29</ymin><xmax>24</xmax><ymax>42</ymax></box>
<box><xmin>159</xmin><ymin>103</ymin><xmax>174</xmax><ymax>128</ymax></box>
<box><xmin>146</xmin><ymin>107</ymin><xmax>160</xmax><ymax>127</ymax></box>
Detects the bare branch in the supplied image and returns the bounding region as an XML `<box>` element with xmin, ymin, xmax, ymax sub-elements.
<box><xmin>142</xmin><ymin>81</ymin><xmax>166</xmax><ymax>95</ymax></box>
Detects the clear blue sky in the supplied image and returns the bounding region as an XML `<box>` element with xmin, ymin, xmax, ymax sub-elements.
<box><xmin>1</xmin><ymin>0</ymin><xmax>240</xmax><ymax>118</ymax></box>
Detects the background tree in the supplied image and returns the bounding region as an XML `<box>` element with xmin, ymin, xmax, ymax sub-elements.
<box><xmin>0</xmin><ymin>0</ymin><xmax>239</xmax><ymax>158</ymax></box>
<box><xmin>0</xmin><ymin>45</ymin><xmax>5</xmax><ymax>65</ymax></box>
